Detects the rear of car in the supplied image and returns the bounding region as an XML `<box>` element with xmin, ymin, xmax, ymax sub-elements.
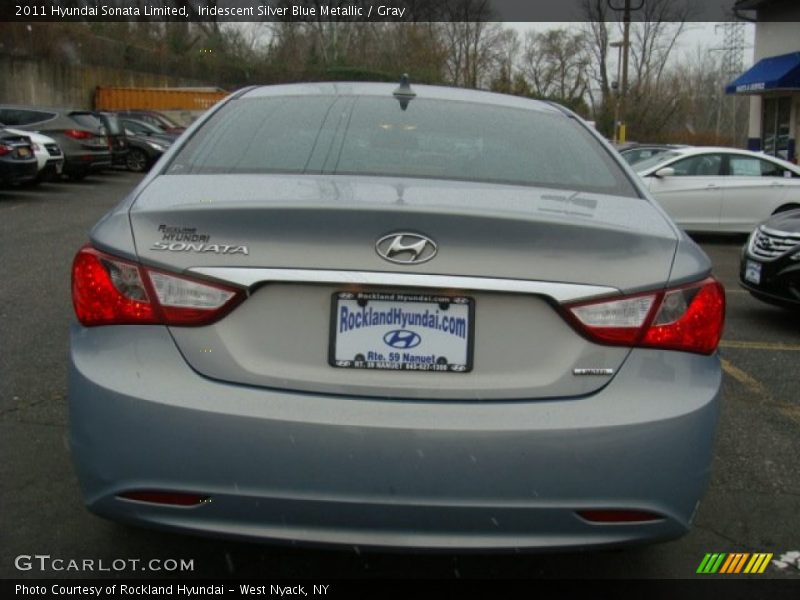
<box><xmin>3</xmin><ymin>127</ymin><xmax>64</xmax><ymax>182</ymax></box>
<box><xmin>69</xmin><ymin>83</ymin><xmax>725</xmax><ymax>550</ymax></box>
<box><xmin>0</xmin><ymin>107</ymin><xmax>111</xmax><ymax>179</ymax></box>
<box><xmin>0</xmin><ymin>128</ymin><xmax>38</xmax><ymax>185</ymax></box>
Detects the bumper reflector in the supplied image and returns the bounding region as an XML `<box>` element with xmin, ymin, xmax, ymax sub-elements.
<box><xmin>576</xmin><ymin>510</ymin><xmax>664</xmax><ymax>523</ymax></box>
<box><xmin>118</xmin><ymin>491</ymin><xmax>211</xmax><ymax>506</ymax></box>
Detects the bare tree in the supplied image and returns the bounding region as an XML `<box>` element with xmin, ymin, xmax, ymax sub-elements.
<box><xmin>488</xmin><ymin>28</ymin><xmax>520</xmax><ymax>93</ymax></box>
<box><xmin>580</xmin><ymin>0</ymin><xmax>613</xmax><ymax>127</ymax></box>
<box><xmin>520</xmin><ymin>28</ymin><xmax>589</xmax><ymax>108</ymax></box>
<box><xmin>438</xmin><ymin>0</ymin><xmax>504</xmax><ymax>88</ymax></box>
<box><xmin>581</xmin><ymin>0</ymin><xmax>694</xmax><ymax>139</ymax></box>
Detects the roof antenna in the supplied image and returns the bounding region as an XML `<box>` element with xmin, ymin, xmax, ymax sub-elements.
<box><xmin>393</xmin><ymin>73</ymin><xmax>416</xmax><ymax>111</ymax></box>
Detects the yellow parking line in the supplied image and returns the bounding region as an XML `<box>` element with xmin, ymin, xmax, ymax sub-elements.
<box><xmin>720</xmin><ymin>358</ymin><xmax>769</xmax><ymax>396</ymax></box>
<box><xmin>720</xmin><ymin>340</ymin><xmax>800</xmax><ymax>352</ymax></box>
<box><xmin>781</xmin><ymin>405</ymin><xmax>800</xmax><ymax>428</ymax></box>
<box><xmin>721</xmin><ymin>358</ymin><xmax>800</xmax><ymax>428</ymax></box>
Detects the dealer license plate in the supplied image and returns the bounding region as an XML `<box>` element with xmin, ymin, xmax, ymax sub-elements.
<box><xmin>330</xmin><ymin>291</ymin><xmax>473</xmax><ymax>373</ymax></box>
<box><xmin>745</xmin><ymin>260</ymin><xmax>761</xmax><ymax>285</ymax></box>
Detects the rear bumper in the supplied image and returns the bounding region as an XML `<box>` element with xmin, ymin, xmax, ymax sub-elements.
<box><xmin>0</xmin><ymin>159</ymin><xmax>38</xmax><ymax>184</ymax></box>
<box><xmin>39</xmin><ymin>158</ymin><xmax>64</xmax><ymax>179</ymax></box>
<box><xmin>69</xmin><ymin>325</ymin><xmax>721</xmax><ymax>550</ymax></box>
<box><xmin>63</xmin><ymin>153</ymin><xmax>112</xmax><ymax>174</ymax></box>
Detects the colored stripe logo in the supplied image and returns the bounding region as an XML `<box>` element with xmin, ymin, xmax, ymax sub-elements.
<box><xmin>697</xmin><ymin>553</ymin><xmax>773</xmax><ymax>574</ymax></box>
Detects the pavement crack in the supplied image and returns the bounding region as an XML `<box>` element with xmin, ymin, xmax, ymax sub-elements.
<box><xmin>693</xmin><ymin>523</ymin><xmax>746</xmax><ymax>547</ymax></box>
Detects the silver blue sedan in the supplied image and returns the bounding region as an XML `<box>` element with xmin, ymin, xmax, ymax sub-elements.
<box><xmin>69</xmin><ymin>82</ymin><xmax>725</xmax><ymax>550</ymax></box>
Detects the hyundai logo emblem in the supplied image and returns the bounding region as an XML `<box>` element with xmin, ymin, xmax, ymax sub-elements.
<box><xmin>375</xmin><ymin>232</ymin><xmax>437</xmax><ymax>265</ymax></box>
<box><xmin>383</xmin><ymin>329</ymin><xmax>422</xmax><ymax>349</ymax></box>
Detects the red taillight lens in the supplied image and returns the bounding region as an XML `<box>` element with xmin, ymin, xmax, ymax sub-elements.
<box><xmin>71</xmin><ymin>246</ymin><xmax>244</xmax><ymax>326</ymax></box>
<box><xmin>566</xmin><ymin>278</ymin><xmax>725</xmax><ymax>355</ymax></box>
<box><xmin>0</xmin><ymin>144</ymin><xmax>12</xmax><ymax>156</ymax></box>
<box><xmin>72</xmin><ymin>248</ymin><xmax>156</xmax><ymax>326</ymax></box>
<box><xmin>641</xmin><ymin>281</ymin><xmax>725</xmax><ymax>354</ymax></box>
<box><xmin>63</xmin><ymin>129</ymin><xmax>94</xmax><ymax>140</ymax></box>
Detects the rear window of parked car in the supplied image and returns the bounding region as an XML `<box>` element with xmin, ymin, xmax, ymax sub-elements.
<box><xmin>0</xmin><ymin>109</ymin><xmax>57</xmax><ymax>126</ymax></box>
<box><xmin>167</xmin><ymin>95</ymin><xmax>638</xmax><ymax>197</ymax></box>
<box><xmin>69</xmin><ymin>113</ymin><xmax>104</xmax><ymax>131</ymax></box>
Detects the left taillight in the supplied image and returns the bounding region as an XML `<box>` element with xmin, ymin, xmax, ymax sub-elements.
<box><xmin>71</xmin><ymin>245</ymin><xmax>244</xmax><ymax>327</ymax></box>
<box><xmin>565</xmin><ymin>277</ymin><xmax>725</xmax><ymax>355</ymax></box>
<box><xmin>63</xmin><ymin>129</ymin><xmax>94</xmax><ymax>140</ymax></box>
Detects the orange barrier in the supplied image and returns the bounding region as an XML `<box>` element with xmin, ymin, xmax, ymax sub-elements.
<box><xmin>94</xmin><ymin>86</ymin><xmax>228</xmax><ymax>111</ymax></box>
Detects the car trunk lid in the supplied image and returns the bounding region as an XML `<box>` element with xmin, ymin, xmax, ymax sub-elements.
<box><xmin>121</xmin><ymin>174</ymin><xmax>679</xmax><ymax>400</ymax></box>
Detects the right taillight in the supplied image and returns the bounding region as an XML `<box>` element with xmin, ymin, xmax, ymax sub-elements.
<box><xmin>566</xmin><ymin>278</ymin><xmax>725</xmax><ymax>355</ymax></box>
<box><xmin>63</xmin><ymin>129</ymin><xmax>94</xmax><ymax>140</ymax></box>
<box><xmin>71</xmin><ymin>245</ymin><xmax>244</xmax><ymax>327</ymax></box>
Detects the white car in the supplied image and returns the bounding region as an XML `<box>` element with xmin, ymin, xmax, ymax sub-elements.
<box><xmin>2</xmin><ymin>127</ymin><xmax>64</xmax><ymax>182</ymax></box>
<box><xmin>635</xmin><ymin>146</ymin><xmax>800</xmax><ymax>233</ymax></box>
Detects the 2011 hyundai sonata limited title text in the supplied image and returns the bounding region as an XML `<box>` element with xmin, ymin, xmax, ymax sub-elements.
<box><xmin>69</xmin><ymin>81</ymin><xmax>725</xmax><ymax>550</ymax></box>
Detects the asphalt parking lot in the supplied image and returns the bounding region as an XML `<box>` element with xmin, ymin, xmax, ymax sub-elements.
<box><xmin>1</xmin><ymin>170</ymin><xmax>798</xmax><ymax>580</ymax></box>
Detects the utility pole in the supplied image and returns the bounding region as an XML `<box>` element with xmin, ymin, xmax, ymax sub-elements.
<box><xmin>610</xmin><ymin>40</ymin><xmax>624</xmax><ymax>143</ymax></box>
<box><xmin>608</xmin><ymin>0</ymin><xmax>643</xmax><ymax>143</ymax></box>
<box><xmin>711</xmin><ymin>22</ymin><xmax>748</xmax><ymax>145</ymax></box>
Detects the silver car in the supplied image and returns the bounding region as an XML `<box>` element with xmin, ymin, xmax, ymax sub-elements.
<box><xmin>69</xmin><ymin>82</ymin><xmax>725</xmax><ymax>550</ymax></box>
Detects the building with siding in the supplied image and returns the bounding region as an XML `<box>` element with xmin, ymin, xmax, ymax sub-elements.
<box><xmin>727</xmin><ymin>0</ymin><xmax>800</xmax><ymax>162</ymax></box>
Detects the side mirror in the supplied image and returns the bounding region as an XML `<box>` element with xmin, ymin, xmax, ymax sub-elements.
<box><xmin>654</xmin><ymin>167</ymin><xmax>675</xmax><ymax>178</ymax></box>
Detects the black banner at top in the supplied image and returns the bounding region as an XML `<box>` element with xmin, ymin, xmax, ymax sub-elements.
<box><xmin>0</xmin><ymin>0</ymin><xmax>771</xmax><ymax>23</ymax></box>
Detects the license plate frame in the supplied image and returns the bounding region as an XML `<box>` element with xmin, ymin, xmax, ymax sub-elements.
<box><xmin>745</xmin><ymin>260</ymin><xmax>762</xmax><ymax>285</ymax></box>
<box><xmin>329</xmin><ymin>291</ymin><xmax>474</xmax><ymax>373</ymax></box>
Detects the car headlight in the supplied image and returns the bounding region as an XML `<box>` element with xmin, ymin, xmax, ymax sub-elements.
<box><xmin>744</xmin><ymin>228</ymin><xmax>758</xmax><ymax>255</ymax></box>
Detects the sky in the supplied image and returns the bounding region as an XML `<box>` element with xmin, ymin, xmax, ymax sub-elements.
<box><xmin>508</xmin><ymin>21</ymin><xmax>756</xmax><ymax>68</ymax></box>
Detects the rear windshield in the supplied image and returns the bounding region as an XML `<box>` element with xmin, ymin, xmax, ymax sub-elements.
<box><xmin>123</xmin><ymin>119</ymin><xmax>164</xmax><ymax>135</ymax></box>
<box><xmin>167</xmin><ymin>95</ymin><xmax>638</xmax><ymax>197</ymax></box>
<box><xmin>99</xmin><ymin>114</ymin><xmax>123</xmax><ymax>134</ymax></box>
<box><xmin>70</xmin><ymin>112</ymin><xmax>104</xmax><ymax>132</ymax></box>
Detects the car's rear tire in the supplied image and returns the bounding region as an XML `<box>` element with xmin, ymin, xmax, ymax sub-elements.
<box><xmin>126</xmin><ymin>149</ymin><xmax>149</xmax><ymax>173</ymax></box>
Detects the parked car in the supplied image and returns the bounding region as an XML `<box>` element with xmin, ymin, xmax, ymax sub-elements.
<box><xmin>70</xmin><ymin>82</ymin><xmax>725</xmax><ymax>551</ymax></box>
<box><xmin>620</xmin><ymin>144</ymin><xmax>687</xmax><ymax>165</ymax></box>
<box><xmin>0</xmin><ymin>124</ymin><xmax>64</xmax><ymax>183</ymax></box>
<box><xmin>115</xmin><ymin>110</ymin><xmax>185</xmax><ymax>134</ymax></box>
<box><xmin>119</xmin><ymin>118</ymin><xmax>175</xmax><ymax>172</ymax></box>
<box><xmin>0</xmin><ymin>127</ymin><xmax>39</xmax><ymax>186</ymax></box>
<box><xmin>94</xmin><ymin>112</ymin><xmax>129</xmax><ymax>168</ymax></box>
<box><xmin>0</xmin><ymin>106</ymin><xmax>111</xmax><ymax>180</ymax></box>
<box><xmin>636</xmin><ymin>146</ymin><xmax>800</xmax><ymax>232</ymax></box>
<box><xmin>740</xmin><ymin>208</ymin><xmax>800</xmax><ymax>308</ymax></box>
